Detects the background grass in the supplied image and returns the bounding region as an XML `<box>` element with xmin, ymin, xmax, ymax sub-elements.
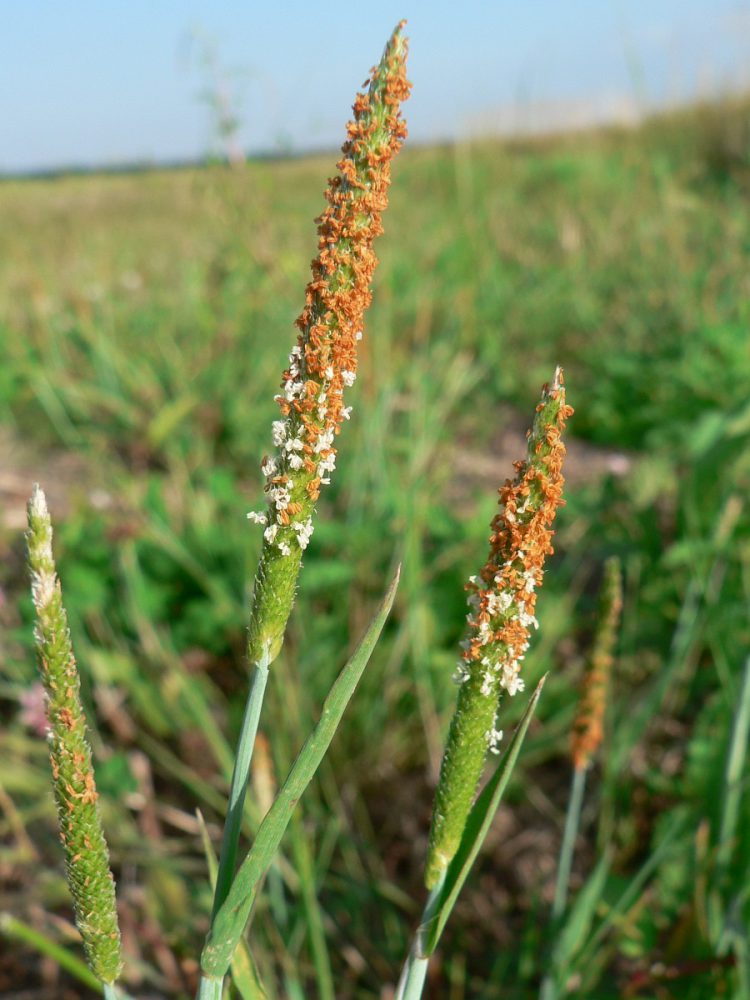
<box><xmin>2</xmin><ymin>97</ymin><xmax>750</xmax><ymax>998</ymax></box>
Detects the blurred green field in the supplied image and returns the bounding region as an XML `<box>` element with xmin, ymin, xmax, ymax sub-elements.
<box><xmin>2</xmin><ymin>98</ymin><xmax>750</xmax><ymax>998</ymax></box>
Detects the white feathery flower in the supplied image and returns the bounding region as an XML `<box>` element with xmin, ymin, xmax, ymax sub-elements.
<box><xmin>486</xmin><ymin>728</ymin><xmax>504</xmax><ymax>754</ymax></box>
<box><xmin>292</xmin><ymin>518</ymin><xmax>314</xmax><ymax>550</ymax></box>
<box><xmin>500</xmin><ymin>662</ymin><xmax>525</xmax><ymax>696</ymax></box>
<box><xmin>341</xmin><ymin>370</ymin><xmax>356</xmax><ymax>387</ymax></box>
<box><xmin>284</xmin><ymin>380</ymin><xmax>304</xmax><ymax>401</ymax></box>
<box><xmin>247</xmin><ymin>511</ymin><xmax>267</xmax><ymax>525</ymax></box>
<box><xmin>264</xmin><ymin>524</ymin><xmax>278</xmax><ymax>544</ymax></box>
<box><xmin>271</xmin><ymin>487</ymin><xmax>291</xmax><ymax>510</ymax></box>
<box><xmin>314</xmin><ymin>428</ymin><xmax>335</xmax><ymax>453</ymax></box>
<box><xmin>486</xmin><ymin>591</ymin><xmax>513</xmax><ymax>616</ymax></box>
<box><xmin>272</xmin><ymin>420</ymin><xmax>288</xmax><ymax>446</ymax></box>
<box><xmin>480</xmin><ymin>669</ymin><xmax>494</xmax><ymax>696</ymax></box>
<box><xmin>452</xmin><ymin>662</ymin><xmax>470</xmax><ymax>685</ymax></box>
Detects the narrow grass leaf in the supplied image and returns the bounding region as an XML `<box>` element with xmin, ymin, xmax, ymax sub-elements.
<box><xmin>200</xmin><ymin>567</ymin><xmax>400</xmax><ymax>979</ymax></box>
<box><xmin>548</xmin><ymin>851</ymin><xmax>612</xmax><ymax>991</ymax></box>
<box><xmin>419</xmin><ymin>675</ymin><xmax>546</xmax><ymax>957</ymax></box>
<box><xmin>0</xmin><ymin>913</ymin><xmax>101</xmax><ymax>992</ymax></box>
<box><xmin>717</xmin><ymin>655</ymin><xmax>750</xmax><ymax>874</ymax></box>
<box><xmin>574</xmin><ymin>812</ymin><xmax>685</xmax><ymax>975</ymax></box>
<box><xmin>196</xmin><ymin>810</ymin><xmax>268</xmax><ymax>1000</ymax></box>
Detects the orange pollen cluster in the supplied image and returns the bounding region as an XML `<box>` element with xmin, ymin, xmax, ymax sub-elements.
<box><xmin>251</xmin><ymin>30</ymin><xmax>410</xmax><ymax>559</ymax></box>
<box><xmin>571</xmin><ymin>664</ymin><xmax>608</xmax><ymax>770</ymax></box>
<box><xmin>454</xmin><ymin>382</ymin><xmax>573</xmax><ymax>703</ymax></box>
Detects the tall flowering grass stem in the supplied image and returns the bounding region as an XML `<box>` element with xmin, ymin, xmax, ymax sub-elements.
<box><xmin>210</xmin><ymin>657</ymin><xmax>270</xmax><ymax>923</ymax></box>
<box><xmin>199</xmin><ymin>22</ymin><xmax>409</xmax><ymax>995</ymax></box>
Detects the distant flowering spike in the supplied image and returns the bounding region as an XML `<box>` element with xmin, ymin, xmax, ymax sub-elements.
<box><xmin>246</xmin><ymin>21</ymin><xmax>410</xmax><ymax>666</ymax></box>
<box><xmin>425</xmin><ymin>370</ymin><xmax>573</xmax><ymax>888</ymax></box>
<box><xmin>570</xmin><ymin>556</ymin><xmax>622</xmax><ymax>770</ymax></box>
<box><xmin>25</xmin><ymin>485</ymin><xmax>123</xmax><ymax>985</ymax></box>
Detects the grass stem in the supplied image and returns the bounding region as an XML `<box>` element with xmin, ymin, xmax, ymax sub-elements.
<box><xmin>717</xmin><ymin>655</ymin><xmax>750</xmax><ymax>874</ymax></box>
<box><xmin>552</xmin><ymin>764</ymin><xmax>587</xmax><ymax>921</ymax></box>
<box><xmin>395</xmin><ymin>875</ymin><xmax>444</xmax><ymax>1000</ymax></box>
<box><xmin>395</xmin><ymin>950</ymin><xmax>429</xmax><ymax>1000</ymax></box>
<box><xmin>197</xmin><ymin>975</ymin><xmax>224</xmax><ymax>1000</ymax></box>
<box><xmin>539</xmin><ymin>764</ymin><xmax>587</xmax><ymax>1000</ymax></box>
<box><xmin>211</xmin><ymin>656</ymin><xmax>271</xmax><ymax>923</ymax></box>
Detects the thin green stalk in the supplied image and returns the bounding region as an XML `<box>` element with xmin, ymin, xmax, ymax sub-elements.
<box><xmin>540</xmin><ymin>764</ymin><xmax>587</xmax><ymax>1000</ymax></box>
<box><xmin>199</xmin><ymin>659</ymin><xmax>269</xmax><ymax>1000</ymax></box>
<box><xmin>717</xmin><ymin>655</ymin><xmax>750</xmax><ymax>873</ymax></box>
<box><xmin>103</xmin><ymin>985</ymin><xmax>120</xmax><ymax>1000</ymax></box>
<box><xmin>552</xmin><ymin>764</ymin><xmax>587</xmax><ymax>921</ymax></box>
<box><xmin>395</xmin><ymin>878</ymin><xmax>444</xmax><ymax>1000</ymax></box>
<box><xmin>197</xmin><ymin>976</ymin><xmax>224</xmax><ymax>1000</ymax></box>
<box><xmin>396</xmin><ymin>951</ymin><xmax>429</xmax><ymax>1000</ymax></box>
<box><xmin>201</xmin><ymin>569</ymin><xmax>399</xmax><ymax>978</ymax></box>
<box><xmin>211</xmin><ymin>657</ymin><xmax>270</xmax><ymax>923</ymax></box>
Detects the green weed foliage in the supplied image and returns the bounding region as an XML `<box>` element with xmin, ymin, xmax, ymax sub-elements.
<box><xmin>1</xmin><ymin>75</ymin><xmax>750</xmax><ymax>998</ymax></box>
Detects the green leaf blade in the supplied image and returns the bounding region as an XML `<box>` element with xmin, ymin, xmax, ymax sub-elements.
<box><xmin>200</xmin><ymin>567</ymin><xmax>400</xmax><ymax>979</ymax></box>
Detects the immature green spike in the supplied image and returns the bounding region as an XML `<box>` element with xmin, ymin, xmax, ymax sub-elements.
<box><xmin>245</xmin><ymin>20</ymin><xmax>410</xmax><ymax>666</ymax></box>
<box><xmin>425</xmin><ymin>371</ymin><xmax>572</xmax><ymax>888</ymax></box>
<box><xmin>26</xmin><ymin>485</ymin><xmax>123</xmax><ymax>986</ymax></box>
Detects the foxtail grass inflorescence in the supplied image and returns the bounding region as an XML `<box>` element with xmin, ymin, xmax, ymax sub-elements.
<box><xmin>26</xmin><ymin>485</ymin><xmax>123</xmax><ymax>988</ymax></box>
<box><xmin>201</xmin><ymin>27</ymin><xmax>410</xmax><ymax>995</ymax></box>
<box><xmin>245</xmin><ymin>21</ymin><xmax>411</xmax><ymax>667</ymax></box>
<box><xmin>570</xmin><ymin>555</ymin><xmax>622</xmax><ymax>771</ymax></box>
<box><xmin>425</xmin><ymin>369</ymin><xmax>573</xmax><ymax>888</ymax></box>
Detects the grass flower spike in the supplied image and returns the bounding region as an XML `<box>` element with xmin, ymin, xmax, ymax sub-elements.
<box><xmin>26</xmin><ymin>485</ymin><xmax>123</xmax><ymax>988</ymax></box>
<box><xmin>246</xmin><ymin>21</ymin><xmax>411</xmax><ymax>667</ymax></box>
<box><xmin>571</xmin><ymin>556</ymin><xmax>622</xmax><ymax>771</ymax></box>
<box><xmin>425</xmin><ymin>369</ymin><xmax>572</xmax><ymax>888</ymax></box>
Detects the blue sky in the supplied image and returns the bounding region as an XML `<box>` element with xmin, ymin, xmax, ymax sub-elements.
<box><xmin>2</xmin><ymin>1</ymin><xmax>749</xmax><ymax>173</ymax></box>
